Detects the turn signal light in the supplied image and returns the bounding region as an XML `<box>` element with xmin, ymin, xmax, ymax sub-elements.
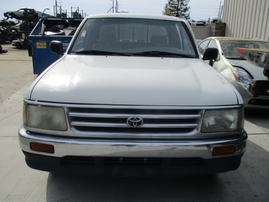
<box><xmin>212</xmin><ymin>145</ymin><xmax>236</xmax><ymax>156</ymax></box>
<box><xmin>30</xmin><ymin>142</ymin><xmax>55</xmax><ymax>154</ymax></box>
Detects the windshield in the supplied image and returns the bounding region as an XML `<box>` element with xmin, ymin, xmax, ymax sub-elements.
<box><xmin>69</xmin><ymin>17</ymin><xmax>197</xmax><ymax>58</ymax></box>
<box><xmin>220</xmin><ymin>40</ymin><xmax>269</xmax><ymax>59</ymax></box>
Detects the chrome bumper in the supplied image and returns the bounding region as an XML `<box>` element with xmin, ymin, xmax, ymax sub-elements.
<box><xmin>19</xmin><ymin>127</ymin><xmax>247</xmax><ymax>159</ymax></box>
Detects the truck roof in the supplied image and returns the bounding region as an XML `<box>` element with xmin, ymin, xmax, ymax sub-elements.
<box><xmin>86</xmin><ymin>13</ymin><xmax>186</xmax><ymax>22</ymax></box>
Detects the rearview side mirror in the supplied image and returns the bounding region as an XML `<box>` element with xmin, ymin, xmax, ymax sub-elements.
<box><xmin>202</xmin><ymin>48</ymin><xmax>219</xmax><ymax>66</ymax></box>
<box><xmin>50</xmin><ymin>40</ymin><xmax>63</xmax><ymax>56</ymax></box>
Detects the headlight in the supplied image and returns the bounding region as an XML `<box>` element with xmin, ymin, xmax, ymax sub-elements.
<box><xmin>24</xmin><ymin>104</ymin><xmax>67</xmax><ymax>131</ymax></box>
<box><xmin>201</xmin><ymin>108</ymin><xmax>244</xmax><ymax>133</ymax></box>
<box><xmin>232</xmin><ymin>66</ymin><xmax>252</xmax><ymax>85</ymax></box>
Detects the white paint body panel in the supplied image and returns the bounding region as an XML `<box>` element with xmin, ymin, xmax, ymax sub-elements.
<box><xmin>26</xmin><ymin>55</ymin><xmax>240</xmax><ymax>106</ymax></box>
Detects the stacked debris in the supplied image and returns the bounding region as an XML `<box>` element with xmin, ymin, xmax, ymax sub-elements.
<box><xmin>2</xmin><ymin>8</ymin><xmax>53</xmax><ymax>48</ymax></box>
<box><xmin>0</xmin><ymin>19</ymin><xmax>20</xmax><ymax>44</ymax></box>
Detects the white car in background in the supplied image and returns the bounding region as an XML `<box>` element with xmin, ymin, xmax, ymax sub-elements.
<box><xmin>198</xmin><ymin>37</ymin><xmax>269</xmax><ymax>108</ymax></box>
<box><xmin>188</xmin><ymin>19</ymin><xmax>197</xmax><ymax>26</ymax></box>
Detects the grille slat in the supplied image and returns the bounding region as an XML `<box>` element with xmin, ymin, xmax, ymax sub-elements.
<box><xmin>69</xmin><ymin>112</ymin><xmax>200</xmax><ymax>119</ymax></box>
<box><xmin>68</xmin><ymin>105</ymin><xmax>202</xmax><ymax>138</ymax></box>
<box><xmin>71</xmin><ymin>122</ymin><xmax>198</xmax><ymax>128</ymax></box>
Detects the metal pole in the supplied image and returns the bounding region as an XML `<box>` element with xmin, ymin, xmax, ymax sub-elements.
<box><xmin>55</xmin><ymin>0</ymin><xmax>57</xmax><ymax>16</ymax></box>
<box><xmin>116</xmin><ymin>0</ymin><xmax>119</xmax><ymax>13</ymax></box>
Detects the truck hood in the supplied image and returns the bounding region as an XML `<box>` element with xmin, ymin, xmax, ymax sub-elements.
<box><xmin>27</xmin><ymin>55</ymin><xmax>240</xmax><ymax>105</ymax></box>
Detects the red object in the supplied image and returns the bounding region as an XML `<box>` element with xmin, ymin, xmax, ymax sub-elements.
<box><xmin>237</xmin><ymin>48</ymin><xmax>244</xmax><ymax>55</ymax></box>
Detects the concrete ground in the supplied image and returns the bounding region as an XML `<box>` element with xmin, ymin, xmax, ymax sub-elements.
<box><xmin>0</xmin><ymin>44</ymin><xmax>269</xmax><ymax>202</ymax></box>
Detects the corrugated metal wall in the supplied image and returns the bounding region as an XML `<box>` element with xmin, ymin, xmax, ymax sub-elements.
<box><xmin>222</xmin><ymin>0</ymin><xmax>269</xmax><ymax>41</ymax></box>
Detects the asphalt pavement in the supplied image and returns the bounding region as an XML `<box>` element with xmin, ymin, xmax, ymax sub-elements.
<box><xmin>0</xmin><ymin>44</ymin><xmax>269</xmax><ymax>202</ymax></box>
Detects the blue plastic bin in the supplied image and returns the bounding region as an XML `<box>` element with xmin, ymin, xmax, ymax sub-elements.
<box><xmin>28</xmin><ymin>18</ymin><xmax>83</xmax><ymax>74</ymax></box>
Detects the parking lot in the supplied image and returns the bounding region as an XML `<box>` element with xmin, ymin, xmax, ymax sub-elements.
<box><xmin>0</xmin><ymin>44</ymin><xmax>269</xmax><ymax>202</ymax></box>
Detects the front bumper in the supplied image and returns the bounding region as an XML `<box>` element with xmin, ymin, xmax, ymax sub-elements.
<box><xmin>19</xmin><ymin>127</ymin><xmax>247</xmax><ymax>175</ymax></box>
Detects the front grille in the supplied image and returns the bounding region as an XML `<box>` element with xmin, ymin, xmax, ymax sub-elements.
<box><xmin>68</xmin><ymin>105</ymin><xmax>202</xmax><ymax>138</ymax></box>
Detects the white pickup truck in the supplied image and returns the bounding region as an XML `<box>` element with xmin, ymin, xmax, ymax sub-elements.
<box><xmin>19</xmin><ymin>13</ymin><xmax>247</xmax><ymax>176</ymax></box>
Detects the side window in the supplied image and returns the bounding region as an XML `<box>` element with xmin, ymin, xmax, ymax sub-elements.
<box><xmin>149</xmin><ymin>26</ymin><xmax>168</xmax><ymax>44</ymax></box>
<box><xmin>71</xmin><ymin>21</ymin><xmax>92</xmax><ymax>51</ymax></box>
<box><xmin>119</xmin><ymin>24</ymin><xmax>148</xmax><ymax>42</ymax></box>
<box><xmin>208</xmin><ymin>39</ymin><xmax>218</xmax><ymax>48</ymax></box>
<box><xmin>98</xmin><ymin>25</ymin><xmax>117</xmax><ymax>42</ymax></box>
<box><xmin>198</xmin><ymin>39</ymin><xmax>210</xmax><ymax>55</ymax></box>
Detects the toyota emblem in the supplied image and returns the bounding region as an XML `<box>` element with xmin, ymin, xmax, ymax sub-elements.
<box><xmin>127</xmin><ymin>116</ymin><xmax>144</xmax><ymax>127</ymax></box>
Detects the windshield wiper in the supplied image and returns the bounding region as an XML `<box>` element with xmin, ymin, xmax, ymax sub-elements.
<box><xmin>132</xmin><ymin>51</ymin><xmax>196</xmax><ymax>58</ymax></box>
<box><xmin>226</xmin><ymin>57</ymin><xmax>246</xmax><ymax>60</ymax></box>
<box><xmin>75</xmin><ymin>50</ymin><xmax>196</xmax><ymax>58</ymax></box>
<box><xmin>75</xmin><ymin>50</ymin><xmax>131</xmax><ymax>56</ymax></box>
